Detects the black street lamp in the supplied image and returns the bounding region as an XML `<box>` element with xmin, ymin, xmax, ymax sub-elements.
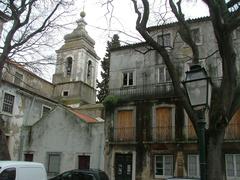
<box><xmin>183</xmin><ymin>64</ymin><xmax>212</xmax><ymax>180</ymax></box>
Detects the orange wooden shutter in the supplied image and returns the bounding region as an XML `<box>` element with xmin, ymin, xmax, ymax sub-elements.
<box><xmin>155</xmin><ymin>107</ymin><xmax>172</xmax><ymax>141</ymax></box>
<box><xmin>225</xmin><ymin>109</ymin><xmax>240</xmax><ymax>139</ymax></box>
<box><xmin>116</xmin><ymin>110</ymin><xmax>134</xmax><ymax>140</ymax></box>
<box><xmin>188</xmin><ymin>118</ymin><xmax>197</xmax><ymax>140</ymax></box>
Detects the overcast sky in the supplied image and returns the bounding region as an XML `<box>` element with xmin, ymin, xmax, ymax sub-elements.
<box><xmin>41</xmin><ymin>0</ymin><xmax>209</xmax><ymax>81</ymax></box>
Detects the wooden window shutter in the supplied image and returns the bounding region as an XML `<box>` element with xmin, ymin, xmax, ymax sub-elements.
<box><xmin>116</xmin><ymin>110</ymin><xmax>134</xmax><ymax>141</ymax></box>
<box><xmin>225</xmin><ymin>109</ymin><xmax>240</xmax><ymax>139</ymax></box>
<box><xmin>155</xmin><ymin>107</ymin><xmax>172</xmax><ymax>141</ymax></box>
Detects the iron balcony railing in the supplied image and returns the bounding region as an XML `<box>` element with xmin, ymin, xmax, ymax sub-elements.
<box><xmin>152</xmin><ymin>126</ymin><xmax>175</xmax><ymax>142</ymax></box>
<box><xmin>114</xmin><ymin>127</ymin><xmax>136</xmax><ymax>142</ymax></box>
<box><xmin>111</xmin><ymin>124</ymin><xmax>240</xmax><ymax>143</ymax></box>
<box><xmin>109</xmin><ymin>76</ymin><xmax>240</xmax><ymax>99</ymax></box>
<box><xmin>109</xmin><ymin>82</ymin><xmax>174</xmax><ymax>99</ymax></box>
<box><xmin>184</xmin><ymin>123</ymin><xmax>240</xmax><ymax>141</ymax></box>
<box><xmin>225</xmin><ymin>123</ymin><xmax>240</xmax><ymax>140</ymax></box>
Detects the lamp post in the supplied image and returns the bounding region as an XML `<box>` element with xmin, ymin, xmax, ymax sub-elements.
<box><xmin>183</xmin><ymin>64</ymin><xmax>212</xmax><ymax>180</ymax></box>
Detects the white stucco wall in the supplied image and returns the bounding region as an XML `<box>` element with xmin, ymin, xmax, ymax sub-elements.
<box><xmin>23</xmin><ymin>106</ymin><xmax>105</xmax><ymax>176</ymax></box>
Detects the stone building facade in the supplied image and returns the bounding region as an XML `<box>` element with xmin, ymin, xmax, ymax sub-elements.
<box><xmin>104</xmin><ymin>17</ymin><xmax>240</xmax><ymax>180</ymax></box>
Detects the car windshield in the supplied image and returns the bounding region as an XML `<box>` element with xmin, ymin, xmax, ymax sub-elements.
<box><xmin>0</xmin><ymin>168</ymin><xmax>16</xmax><ymax>180</ymax></box>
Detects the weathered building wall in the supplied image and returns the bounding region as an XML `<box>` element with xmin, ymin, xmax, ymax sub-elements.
<box><xmin>2</xmin><ymin>62</ymin><xmax>54</xmax><ymax>98</ymax></box>
<box><xmin>106</xmin><ymin>17</ymin><xmax>240</xmax><ymax>180</ymax></box>
<box><xmin>52</xmin><ymin>14</ymin><xmax>99</xmax><ymax>107</ymax></box>
<box><xmin>23</xmin><ymin>106</ymin><xmax>105</xmax><ymax>177</ymax></box>
<box><xmin>52</xmin><ymin>81</ymin><xmax>96</xmax><ymax>105</ymax></box>
<box><xmin>53</xmin><ymin>49</ymin><xmax>98</xmax><ymax>88</ymax></box>
<box><xmin>109</xmin><ymin>20</ymin><xmax>227</xmax><ymax>92</ymax></box>
<box><xmin>0</xmin><ymin>82</ymin><xmax>56</xmax><ymax>160</ymax></box>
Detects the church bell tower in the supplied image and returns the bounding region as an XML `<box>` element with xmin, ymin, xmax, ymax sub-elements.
<box><xmin>52</xmin><ymin>12</ymin><xmax>99</xmax><ymax>107</ymax></box>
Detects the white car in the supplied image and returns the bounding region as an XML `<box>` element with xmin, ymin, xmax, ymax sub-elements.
<box><xmin>0</xmin><ymin>161</ymin><xmax>47</xmax><ymax>180</ymax></box>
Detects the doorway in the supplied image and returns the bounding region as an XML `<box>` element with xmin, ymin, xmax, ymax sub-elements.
<box><xmin>115</xmin><ymin>153</ymin><xmax>132</xmax><ymax>180</ymax></box>
<box><xmin>78</xmin><ymin>155</ymin><xmax>90</xmax><ymax>169</ymax></box>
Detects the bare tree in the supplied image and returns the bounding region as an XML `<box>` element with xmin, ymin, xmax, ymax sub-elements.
<box><xmin>0</xmin><ymin>0</ymin><xmax>73</xmax><ymax>160</ymax></box>
<box><xmin>104</xmin><ymin>0</ymin><xmax>240</xmax><ymax>179</ymax></box>
<box><xmin>0</xmin><ymin>0</ymin><xmax>75</xmax><ymax>77</ymax></box>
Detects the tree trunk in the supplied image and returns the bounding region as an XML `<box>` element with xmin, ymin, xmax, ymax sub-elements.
<box><xmin>207</xmin><ymin>129</ymin><xmax>225</xmax><ymax>180</ymax></box>
<box><xmin>0</xmin><ymin>63</ymin><xmax>10</xmax><ymax>160</ymax></box>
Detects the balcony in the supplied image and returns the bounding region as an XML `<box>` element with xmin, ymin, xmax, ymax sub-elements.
<box><xmin>225</xmin><ymin>123</ymin><xmax>240</xmax><ymax>140</ymax></box>
<box><xmin>152</xmin><ymin>126</ymin><xmax>174</xmax><ymax>142</ymax></box>
<box><xmin>114</xmin><ymin>127</ymin><xmax>136</xmax><ymax>142</ymax></box>
<box><xmin>109</xmin><ymin>83</ymin><xmax>174</xmax><ymax>100</ymax></box>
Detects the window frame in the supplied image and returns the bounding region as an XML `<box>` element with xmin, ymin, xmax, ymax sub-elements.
<box><xmin>152</xmin><ymin>104</ymin><xmax>175</xmax><ymax>141</ymax></box>
<box><xmin>154</xmin><ymin>154</ymin><xmax>174</xmax><ymax>178</ymax></box>
<box><xmin>114</xmin><ymin>106</ymin><xmax>136</xmax><ymax>141</ymax></box>
<box><xmin>225</xmin><ymin>154</ymin><xmax>240</xmax><ymax>178</ymax></box>
<box><xmin>1</xmin><ymin>92</ymin><xmax>15</xmax><ymax>115</ymax></box>
<box><xmin>62</xmin><ymin>90</ymin><xmax>69</xmax><ymax>97</ymax></box>
<box><xmin>190</xmin><ymin>27</ymin><xmax>202</xmax><ymax>45</ymax></box>
<box><xmin>14</xmin><ymin>71</ymin><xmax>23</xmax><ymax>86</ymax></box>
<box><xmin>87</xmin><ymin>60</ymin><xmax>92</xmax><ymax>77</ymax></box>
<box><xmin>41</xmin><ymin>105</ymin><xmax>51</xmax><ymax>118</ymax></box>
<box><xmin>66</xmin><ymin>57</ymin><xmax>73</xmax><ymax>76</ymax></box>
<box><xmin>47</xmin><ymin>152</ymin><xmax>61</xmax><ymax>176</ymax></box>
<box><xmin>187</xmin><ymin>154</ymin><xmax>200</xmax><ymax>178</ymax></box>
<box><xmin>157</xmin><ymin>66</ymin><xmax>171</xmax><ymax>83</ymax></box>
<box><xmin>24</xmin><ymin>153</ymin><xmax>34</xmax><ymax>162</ymax></box>
<box><xmin>157</xmin><ymin>33</ymin><xmax>172</xmax><ymax>48</ymax></box>
<box><xmin>122</xmin><ymin>71</ymin><xmax>134</xmax><ymax>87</ymax></box>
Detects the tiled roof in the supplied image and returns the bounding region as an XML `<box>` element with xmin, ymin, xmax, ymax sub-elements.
<box><xmin>147</xmin><ymin>16</ymin><xmax>210</xmax><ymax>31</ymax></box>
<box><xmin>70</xmin><ymin>109</ymin><xmax>98</xmax><ymax>123</ymax></box>
<box><xmin>110</xmin><ymin>16</ymin><xmax>211</xmax><ymax>51</ymax></box>
<box><xmin>110</xmin><ymin>42</ymin><xmax>148</xmax><ymax>52</ymax></box>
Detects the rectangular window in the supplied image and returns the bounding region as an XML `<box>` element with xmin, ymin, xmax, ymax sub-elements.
<box><xmin>115</xmin><ymin>110</ymin><xmax>135</xmax><ymax>141</ymax></box>
<box><xmin>47</xmin><ymin>153</ymin><xmax>61</xmax><ymax>176</ymax></box>
<box><xmin>24</xmin><ymin>153</ymin><xmax>33</xmax><ymax>162</ymax></box>
<box><xmin>226</xmin><ymin>154</ymin><xmax>240</xmax><ymax>178</ymax></box>
<box><xmin>191</xmin><ymin>28</ymin><xmax>201</xmax><ymax>44</ymax></box>
<box><xmin>157</xmin><ymin>33</ymin><xmax>171</xmax><ymax>47</ymax></box>
<box><xmin>157</xmin><ymin>67</ymin><xmax>171</xmax><ymax>83</ymax></box>
<box><xmin>14</xmin><ymin>72</ymin><xmax>23</xmax><ymax>85</ymax></box>
<box><xmin>155</xmin><ymin>155</ymin><xmax>173</xmax><ymax>178</ymax></box>
<box><xmin>2</xmin><ymin>93</ymin><xmax>15</xmax><ymax>114</ymax></box>
<box><xmin>41</xmin><ymin>105</ymin><xmax>51</xmax><ymax>117</ymax></box>
<box><xmin>122</xmin><ymin>72</ymin><xmax>134</xmax><ymax>86</ymax></box>
<box><xmin>188</xmin><ymin>154</ymin><xmax>200</xmax><ymax>177</ymax></box>
<box><xmin>154</xmin><ymin>107</ymin><xmax>173</xmax><ymax>141</ymax></box>
<box><xmin>78</xmin><ymin>155</ymin><xmax>90</xmax><ymax>169</ymax></box>
<box><xmin>62</xmin><ymin>90</ymin><xmax>69</xmax><ymax>97</ymax></box>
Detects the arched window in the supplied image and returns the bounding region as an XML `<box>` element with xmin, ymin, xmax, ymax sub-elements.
<box><xmin>87</xmin><ymin>60</ymin><xmax>92</xmax><ymax>77</ymax></box>
<box><xmin>66</xmin><ymin>57</ymin><xmax>72</xmax><ymax>75</ymax></box>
